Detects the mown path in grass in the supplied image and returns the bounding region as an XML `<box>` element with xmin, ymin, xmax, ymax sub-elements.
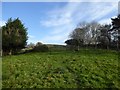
<box><xmin>2</xmin><ymin>49</ymin><xmax>120</xmax><ymax>88</ymax></box>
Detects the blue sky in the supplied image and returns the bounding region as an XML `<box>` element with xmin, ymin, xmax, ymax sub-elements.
<box><xmin>1</xmin><ymin>1</ymin><xmax>119</xmax><ymax>45</ymax></box>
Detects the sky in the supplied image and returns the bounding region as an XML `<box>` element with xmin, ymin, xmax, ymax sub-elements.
<box><xmin>1</xmin><ymin>0</ymin><xmax>119</xmax><ymax>45</ymax></box>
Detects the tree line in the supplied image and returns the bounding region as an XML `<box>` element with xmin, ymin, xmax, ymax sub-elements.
<box><xmin>65</xmin><ymin>15</ymin><xmax>120</xmax><ymax>51</ymax></box>
<box><xmin>1</xmin><ymin>14</ymin><xmax>120</xmax><ymax>55</ymax></box>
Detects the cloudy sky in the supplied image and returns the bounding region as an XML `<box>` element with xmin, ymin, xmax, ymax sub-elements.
<box><xmin>1</xmin><ymin>0</ymin><xmax>119</xmax><ymax>45</ymax></box>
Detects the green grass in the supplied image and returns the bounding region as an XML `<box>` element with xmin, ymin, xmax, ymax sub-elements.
<box><xmin>2</xmin><ymin>48</ymin><xmax>120</xmax><ymax>88</ymax></box>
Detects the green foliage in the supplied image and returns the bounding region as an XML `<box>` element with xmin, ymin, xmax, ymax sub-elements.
<box><xmin>65</xmin><ymin>39</ymin><xmax>83</xmax><ymax>51</ymax></box>
<box><xmin>2</xmin><ymin>18</ymin><xmax>28</xmax><ymax>55</ymax></box>
<box><xmin>111</xmin><ymin>14</ymin><xmax>120</xmax><ymax>50</ymax></box>
<box><xmin>36</xmin><ymin>42</ymin><xmax>43</xmax><ymax>47</ymax></box>
<box><xmin>2</xmin><ymin>49</ymin><xmax>119</xmax><ymax>88</ymax></box>
<box><xmin>33</xmin><ymin>44</ymin><xmax>49</xmax><ymax>52</ymax></box>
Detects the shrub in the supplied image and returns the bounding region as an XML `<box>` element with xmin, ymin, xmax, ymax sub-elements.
<box><xmin>36</xmin><ymin>42</ymin><xmax>43</xmax><ymax>47</ymax></box>
<box><xmin>33</xmin><ymin>44</ymin><xmax>49</xmax><ymax>52</ymax></box>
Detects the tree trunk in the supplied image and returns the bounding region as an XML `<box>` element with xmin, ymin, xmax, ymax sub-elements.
<box><xmin>77</xmin><ymin>45</ymin><xmax>80</xmax><ymax>51</ymax></box>
<box><xmin>9</xmin><ymin>49</ymin><xmax>12</xmax><ymax>55</ymax></box>
<box><xmin>107</xmin><ymin>45</ymin><xmax>109</xmax><ymax>50</ymax></box>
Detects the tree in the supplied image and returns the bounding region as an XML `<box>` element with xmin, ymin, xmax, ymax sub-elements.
<box><xmin>98</xmin><ymin>24</ymin><xmax>111</xmax><ymax>49</ymax></box>
<box><xmin>69</xmin><ymin>22</ymin><xmax>101</xmax><ymax>48</ymax></box>
<box><xmin>33</xmin><ymin>44</ymin><xmax>49</xmax><ymax>52</ymax></box>
<box><xmin>111</xmin><ymin>14</ymin><xmax>120</xmax><ymax>50</ymax></box>
<box><xmin>88</xmin><ymin>22</ymin><xmax>101</xmax><ymax>48</ymax></box>
<box><xmin>70</xmin><ymin>22</ymin><xmax>88</xmax><ymax>46</ymax></box>
<box><xmin>65</xmin><ymin>39</ymin><xmax>82</xmax><ymax>51</ymax></box>
<box><xmin>2</xmin><ymin>18</ymin><xmax>28</xmax><ymax>55</ymax></box>
<box><xmin>69</xmin><ymin>26</ymin><xmax>85</xmax><ymax>50</ymax></box>
<box><xmin>36</xmin><ymin>42</ymin><xmax>43</xmax><ymax>47</ymax></box>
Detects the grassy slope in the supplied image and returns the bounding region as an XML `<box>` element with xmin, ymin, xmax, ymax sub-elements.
<box><xmin>2</xmin><ymin>48</ymin><xmax>120</xmax><ymax>88</ymax></box>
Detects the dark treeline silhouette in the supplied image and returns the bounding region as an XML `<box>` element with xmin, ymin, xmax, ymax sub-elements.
<box><xmin>65</xmin><ymin>15</ymin><xmax>120</xmax><ymax>51</ymax></box>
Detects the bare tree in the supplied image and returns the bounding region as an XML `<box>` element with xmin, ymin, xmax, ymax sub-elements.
<box><xmin>69</xmin><ymin>22</ymin><xmax>101</xmax><ymax>48</ymax></box>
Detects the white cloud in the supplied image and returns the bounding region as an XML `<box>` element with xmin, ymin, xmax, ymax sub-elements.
<box><xmin>0</xmin><ymin>20</ymin><xmax>6</xmax><ymax>27</ymax></box>
<box><xmin>99</xmin><ymin>15</ymin><xmax>117</xmax><ymax>25</ymax></box>
<box><xmin>39</xmin><ymin>1</ymin><xmax>118</xmax><ymax>44</ymax></box>
<box><xmin>40</xmin><ymin>15</ymin><xmax>72</xmax><ymax>27</ymax></box>
<box><xmin>42</xmin><ymin>35</ymin><xmax>65</xmax><ymax>42</ymax></box>
<box><xmin>68</xmin><ymin>0</ymin><xmax>119</xmax><ymax>2</ymax></box>
<box><xmin>92</xmin><ymin>3</ymin><xmax>117</xmax><ymax>21</ymax></box>
<box><xmin>27</xmin><ymin>38</ymin><xmax>44</xmax><ymax>45</ymax></box>
<box><xmin>27</xmin><ymin>35</ymin><xmax>39</xmax><ymax>44</ymax></box>
<box><xmin>28</xmin><ymin>34</ymin><xmax>35</xmax><ymax>39</ymax></box>
<box><xmin>39</xmin><ymin>2</ymin><xmax>81</xmax><ymax>43</ymax></box>
<box><xmin>40</xmin><ymin>2</ymin><xmax>81</xmax><ymax>27</ymax></box>
<box><xmin>40</xmin><ymin>24</ymin><xmax>75</xmax><ymax>44</ymax></box>
<box><xmin>40</xmin><ymin>35</ymin><xmax>67</xmax><ymax>45</ymax></box>
<box><xmin>99</xmin><ymin>18</ymin><xmax>111</xmax><ymax>24</ymax></box>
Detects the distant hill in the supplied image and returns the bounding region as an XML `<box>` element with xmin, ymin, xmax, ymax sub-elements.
<box><xmin>45</xmin><ymin>44</ymin><xmax>66</xmax><ymax>51</ymax></box>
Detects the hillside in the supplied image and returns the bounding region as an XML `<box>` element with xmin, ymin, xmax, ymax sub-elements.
<box><xmin>2</xmin><ymin>48</ymin><xmax>119</xmax><ymax>88</ymax></box>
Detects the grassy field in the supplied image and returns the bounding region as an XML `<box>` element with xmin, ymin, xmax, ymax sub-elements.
<box><xmin>2</xmin><ymin>48</ymin><xmax>120</xmax><ymax>88</ymax></box>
